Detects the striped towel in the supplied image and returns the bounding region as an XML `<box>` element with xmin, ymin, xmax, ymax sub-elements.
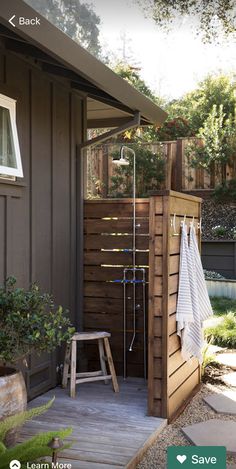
<box><xmin>176</xmin><ymin>223</ymin><xmax>213</xmax><ymax>363</ymax></box>
<box><xmin>176</xmin><ymin>223</ymin><xmax>194</xmax><ymax>338</ymax></box>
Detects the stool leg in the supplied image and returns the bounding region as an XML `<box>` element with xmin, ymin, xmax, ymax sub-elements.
<box><xmin>62</xmin><ymin>343</ymin><xmax>71</xmax><ymax>389</ymax></box>
<box><xmin>70</xmin><ymin>340</ymin><xmax>77</xmax><ymax>398</ymax></box>
<box><xmin>98</xmin><ymin>338</ymin><xmax>108</xmax><ymax>384</ymax></box>
<box><xmin>103</xmin><ymin>337</ymin><xmax>119</xmax><ymax>393</ymax></box>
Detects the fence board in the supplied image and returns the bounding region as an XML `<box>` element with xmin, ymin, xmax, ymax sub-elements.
<box><xmin>84</xmin><ymin>199</ymin><xmax>149</xmax><ymax>380</ymax></box>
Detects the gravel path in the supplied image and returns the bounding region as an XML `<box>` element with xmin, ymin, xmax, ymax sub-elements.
<box><xmin>137</xmin><ymin>381</ymin><xmax>236</xmax><ymax>469</ymax></box>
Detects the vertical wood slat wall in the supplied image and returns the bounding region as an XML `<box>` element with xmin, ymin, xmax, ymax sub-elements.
<box><xmin>148</xmin><ymin>190</ymin><xmax>202</xmax><ymax>420</ymax></box>
<box><xmin>0</xmin><ymin>45</ymin><xmax>84</xmax><ymax>398</ymax></box>
<box><xmin>83</xmin><ymin>199</ymin><xmax>149</xmax><ymax>378</ymax></box>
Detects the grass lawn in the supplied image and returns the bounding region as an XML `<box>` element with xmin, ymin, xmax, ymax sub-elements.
<box><xmin>210</xmin><ymin>297</ymin><xmax>236</xmax><ymax>316</ymax></box>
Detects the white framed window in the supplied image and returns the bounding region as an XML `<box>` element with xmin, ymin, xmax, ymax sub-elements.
<box><xmin>0</xmin><ymin>93</ymin><xmax>23</xmax><ymax>178</ymax></box>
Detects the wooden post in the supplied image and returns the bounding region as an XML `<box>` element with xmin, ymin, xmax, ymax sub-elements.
<box><xmin>70</xmin><ymin>340</ymin><xmax>77</xmax><ymax>398</ymax></box>
<box><xmin>104</xmin><ymin>337</ymin><xmax>119</xmax><ymax>393</ymax></box>
<box><xmin>175</xmin><ymin>139</ymin><xmax>183</xmax><ymax>192</ymax></box>
<box><xmin>62</xmin><ymin>343</ymin><xmax>71</xmax><ymax>389</ymax></box>
<box><xmin>165</xmin><ymin>143</ymin><xmax>173</xmax><ymax>190</ymax></box>
<box><xmin>147</xmin><ymin>196</ymin><xmax>156</xmax><ymax>416</ymax></box>
<box><xmin>161</xmin><ymin>196</ymin><xmax>170</xmax><ymax>419</ymax></box>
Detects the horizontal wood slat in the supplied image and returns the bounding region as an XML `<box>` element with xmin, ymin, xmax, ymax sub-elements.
<box><xmin>169</xmin><ymin>358</ymin><xmax>199</xmax><ymax>396</ymax></box>
<box><xmin>154</xmin><ymin>274</ymin><xmax>179</xmax><ymax>296</ymax></box>
<box><xmin>84</xmin><ymin>234</ymin><xmax>149</xmax><ymax>250</ymax></box>
<box><xmin>168</xmin><ymin>368</ymin><xmax>200</xmax><ymax>417</ymax></box>
<box><xmin>84</xmin><ymin>201</ymin><xmax>149</xmax><ymax>218</ymax></box>
<box><xmin>84</xmin><ymin>251</ymin><xmax>149</xmax><ymax>266</ymax></box>
<box><xmin>84</xmin><ymin>219</ymin><xmax>149</xmax><ymax>234</ymax></box>
<box><xmin>84</xmin><ymin>281</ymin><xmax>147</xmax><ymax>299</ymax></box>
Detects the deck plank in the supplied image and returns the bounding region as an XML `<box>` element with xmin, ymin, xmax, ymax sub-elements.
<box><xmin>19</xmin><ymin>378</ymin><xmax>166</xmax><ymax>468</ymax></box>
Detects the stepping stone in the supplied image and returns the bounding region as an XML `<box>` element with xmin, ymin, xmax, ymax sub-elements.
<box><xmin>208</xmin><ymin>344</ymin><xmax>227</xmax><ymax>355</ymax></box>
<box><xmin>217</xmin><ymin>353</ymin><xmax>236</xmax><ymax>370</ymax></box>
<box><xmin>182</xmin><ymin>419</ymin><xmax>236</xmax><ymax>455</ymax></box>
<box><xmin>223</xmin><ymin>373</ymin><xmax>236</xmax><ymax>388</ymax></box>
<box><xmin>204</xmin><ymin>391</ymin><xmax>236</xmax><ymax>415</ymax></box>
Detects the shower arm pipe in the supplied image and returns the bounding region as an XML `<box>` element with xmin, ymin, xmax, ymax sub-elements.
<box><xmin>120</xmin><ymin>146</ymin><xmax>137</xmax><ymax>352</ymax></box>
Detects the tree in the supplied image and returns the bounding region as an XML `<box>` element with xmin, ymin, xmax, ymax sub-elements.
<box><xmin>135</xmin><ymin>0</ymin><xmax>236</xmax><ymax>42</ymax></box>
<box><xmin>114</xmin><ymin>63</ymin><xmax>160</xmax><ymax>103</ymax></box>
<box><xmin>25</xmin><ymin>0</ymin><xmax>101</xmax><ymax>56</ymax></box>
<box><xmin>167</xmin><ymin>74</ymin><xmax>236</xmax><ymax>134</ymax></box>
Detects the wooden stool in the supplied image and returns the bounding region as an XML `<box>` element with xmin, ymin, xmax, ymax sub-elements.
<box><xmin>62</xmin><ymin>331</ymin><xmax>119</xmax><ymax>397</ymax></box>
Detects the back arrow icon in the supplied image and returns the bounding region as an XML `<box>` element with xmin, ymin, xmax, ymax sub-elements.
<box><xmin>9</xmin><ymin>15</ymin><xmax>16</xmax><ymax>27</ymax></box>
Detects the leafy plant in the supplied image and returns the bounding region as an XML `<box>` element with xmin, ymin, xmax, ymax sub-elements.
<box><xmin>109</xmin><ymin>143</ymin><xmax>165</xmax><ymax>198</ymax></box>
<box><xmin>204</xmin><ymin>270</ymin><xmax>225</xmax><ymax>280</ymax></box>
<box><xmin>205</xmin><ymin>312</ymin><xmax>236</xmax><ymax>348</ymax></box>
<box><xmin>212</xmin><ymin>178</ymin><xmax>236</xmax><ymax>203</ymax></box>
<box><xmin>185</xmin><ymin>104</ymin><xmax>236</xmax><ymax>174</ymax></box>
<box><xmin>0</xmin><ymin>398</ymin><xmax>72</xmax><ymax>468</ymax></box>
<box><xmin>0</xmin><ymin>277</ymin><xmax>75</xmax><ymax>363</ymax></box>
<box><xmin>211</xmin><ymin>225</ymin><xmax>228</xmax><ymax>238</ymax></box>
<box><xmin>201</xmin><ymin>342</ymin><xmax>218</xmax><ymax>377</ymax></box>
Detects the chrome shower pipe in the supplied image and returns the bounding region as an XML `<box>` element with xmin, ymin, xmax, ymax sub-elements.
<box><xmin>123</xmin><ymin>267</ymin><xmax>146</xmax><ymax>380</ymax></box>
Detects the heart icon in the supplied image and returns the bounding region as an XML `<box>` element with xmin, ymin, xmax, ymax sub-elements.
<box><xmin>176</xmin><ymin>455</ymin><xmax>187</xmax><ymax>464</ymax></box>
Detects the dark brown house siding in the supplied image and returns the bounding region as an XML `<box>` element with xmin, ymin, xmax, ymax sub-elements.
<box><xmin>0</xmin><ymin>43</ymin><xmax>85</xmax><ymax>398</ymax></box>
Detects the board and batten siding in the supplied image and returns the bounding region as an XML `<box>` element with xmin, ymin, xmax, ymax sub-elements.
<box><xmin>0</xmin><ymin>44</ymin><xmax>85</xmax><ymax>398</ymax></box>
<box><xmin>148</xmin><ymin>191</ymin><xmax>202</xmax><ymax>420</ymax></box>
<box><xmin>202</xmin><ymin>240</ymin><xmax>236</xmax><ymax>279</ymax></box>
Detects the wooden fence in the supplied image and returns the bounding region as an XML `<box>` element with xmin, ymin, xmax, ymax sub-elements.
<box><xmin>84</xmin><ymin>192</ymin><xmax>202</xmax><ymax>420</ymax></box>
<box><xmin>86</xmin><ymin>139</ymin><xmax>236</xmax><ymax>197</ymax></box>
<box><xmin>84</xmin><ymin>199</ymin><xmax>149</xmax><ymax>377</ymax></box>
<box><xmin>148</xmin><ymin>191</ymin><xmax>202</xmax><ymax>419</ymax></box>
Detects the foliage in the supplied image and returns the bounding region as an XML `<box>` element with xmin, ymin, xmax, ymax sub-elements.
<box><xmin>212</xmin><ymin>178</ymin><xmax>236</xmax><ymax>203</ymax></box>
<box><xmin>114</xmin><ymin>63</ymin><xmax>160</xmax><ymax>104</ymax></box>
<box><xmin>135</xmin><ymin>0</ymin><xmax>236</xmax><ymax>42</ymax></box>
<box><xmin>205</xmin><ymin>312</ymin><xmax>236</xmax><ymax>348</ymax></box>
<box><xmin>167</xmin><ymin>75</ymin><xmax>236</xmax><ymax>134</ymax></box>
<box><xmin>154</xmin><ymin>117</ymin><xmax>193</xmax><ymax>141</ymax></box>
<box><xmin>201</xmin><ymin>342</ymin><xmax>218</xmax><ymax>377</ymax></box>
<box><xmin>210</xmin><ymin>297</ymin><xmax>236</xmax><ymax>316</ymax></box>
<box><xmin>204</xmin><ymin>270</ymin><xmax>225</xmax><ymax>280</ymax></box>
<box><xmin>0</xmin><ymin>398</ymin><xmax>54</xmax><ymax>442</ymax></box>
<box><xmin>25</xmin><ymin>0</ymin><xmax>101</xmax><ymax>56</ymax></box>
<box><xmin>185</xmin><ymin>104</ymin><xmax>236</xmax><ymax>172</ymax></box>
<box><xmin>0</xmin><ymin>398</ymin><xmax>72</xmax><ymax>468</ymax></box>
<box><xmin>109</xmin><ymin>144</ymin><xmax>165</xmax><ymax>197</ymax></box>
<box><xmin>0</xmin><ymin>277</ymin><xmax>75</xmax><ymax>363</ymax></box>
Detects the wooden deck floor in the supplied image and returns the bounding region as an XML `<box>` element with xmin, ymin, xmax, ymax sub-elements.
<box><xmin>19</xmin><ymin>378</ymin><xmax>166</xmax><ymax>468</ymax></box>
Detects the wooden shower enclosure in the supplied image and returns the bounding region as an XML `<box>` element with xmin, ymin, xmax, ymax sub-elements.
<box><xmin>84</xmin><ymin>190</ymin><xmax>202</xmax><ymax>420</ymax></box>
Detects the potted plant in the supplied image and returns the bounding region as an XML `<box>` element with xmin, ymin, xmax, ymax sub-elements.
<box><xmin>0</xmin><ymin>277</ymin><xmax>74</xmax><ymax>446</ymax></box>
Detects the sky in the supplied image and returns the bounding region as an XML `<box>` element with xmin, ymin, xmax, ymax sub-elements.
<box><xmin>89</xmin><ymin>0</ymin><xmax>236</xmax><ymax>100</ymax></box>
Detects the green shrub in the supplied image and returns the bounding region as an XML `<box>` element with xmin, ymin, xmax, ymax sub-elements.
<box><xmin>205</xmin><ymin>312</ymin><xmax>236</xmax><ymax>348</ymax></box>
<box><xmin>109</xmin><ymin>143</ymin><xmax>165</xmax><ymax>198</ymax></box>
<box><xmin>204</xmin><ymin>270</ymin><xmax>225</xmax><ymax>280</ymax></box>
<box><xmin>212</xmin><ymin>178</ymin><xmax>236</xmax><ymax>203</ymax></box>
<box><xmin>0</xmin><ymin>277</ymin><xmax>75</xmax><ymax>363</ymax></box>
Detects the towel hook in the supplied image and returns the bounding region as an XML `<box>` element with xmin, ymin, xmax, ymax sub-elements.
<box><xmin>197</xmin><ymin>218</ymin><xmax>202</xmax><ymax>233</ymax></box>
<box><xmin>171</xmin><ymin>213</ymin><xmax>179</xmax><ymax>236</ymax></box>
<box><xmin>180</xmin><ymin>214</ymin><xmax>186</xmax><ymax>228</ymax></box>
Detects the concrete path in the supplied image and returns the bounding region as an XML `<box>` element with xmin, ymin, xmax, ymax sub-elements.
<box><xmin>223</xmin><ymin>372</ymin><xmax>236</xmax><ymax>387</ymax></box>
<box><xmin>204</xmin><ymin>391</ymin><xmax>236</xmax><ymax>415</ymax></box>
<box><xmin>217</xmin><ymin>353</ymin><xmax>236</xmax><ymax>370</ymax></box>
<box><xmin>182</xmin><ymin>419</ymin><xmax>236</xmax><ymax>455</ymax></box>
